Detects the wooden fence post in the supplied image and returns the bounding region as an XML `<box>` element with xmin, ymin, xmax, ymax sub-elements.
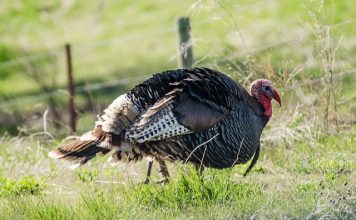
<box><xmin>65</xmin><ymin>43</ymin><xmax>76</xmax><ymax>134</ymax></box>
<box><xmin>177</xmin><ymin>17</ymin><xmax>193</xmax><ymax>68</ymax></box>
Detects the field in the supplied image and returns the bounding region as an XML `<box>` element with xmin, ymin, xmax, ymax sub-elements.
<box><xmin>0</xmin><ymin>0</ymin><xmax>355</xmax><ymax>219</ymax></box>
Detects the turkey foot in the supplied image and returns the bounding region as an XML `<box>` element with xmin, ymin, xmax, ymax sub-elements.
<box><xmin>156</xmin><ymin>178</ymin><xmax>169</xmax><ymax>185</ymax></box>
<box><xmin>157</xmin><ymin>158</ymin><xmax>170</xmax><ymax>184</ymax></box>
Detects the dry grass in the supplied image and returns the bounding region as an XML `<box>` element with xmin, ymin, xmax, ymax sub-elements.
<box><xmin>1</xmin><ymin>0</ymin><xmax>356</xmax><ymax>219</ymax></box>
<box><xmin>0</xmin><ymin>122</ymin><xmax>355</xmax><ymax>219</ymax></box>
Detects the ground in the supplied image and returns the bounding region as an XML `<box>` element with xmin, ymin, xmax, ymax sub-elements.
<box><xmin>0</xmin><ymin>0</ymin><xmax>355</xmax><ymax>219</ymax></box>
<box><xmin>0</xmin><ymin>128</ymin><xmax>355</xmax><ymax>218</ymax></box>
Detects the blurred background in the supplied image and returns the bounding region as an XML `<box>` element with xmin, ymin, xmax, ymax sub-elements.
<box><xmin>0</xmin><ymin>1</ymin><xmax>355</xmax><ymax>218</ymax></box>
<box><xmin>0</xmin><ymin>0</ymin><xmax>355</xmax><ymax>136</ymax></box>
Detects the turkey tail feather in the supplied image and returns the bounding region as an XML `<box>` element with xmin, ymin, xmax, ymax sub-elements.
<box><xmin>48</xmin><ymin>94</ymin><xmax>139</xmax><ymax>168</ymax></box>
<box><xmin>48</xmin><ymin>139</ymin><xmax>110</xmax><ymax>167</ymax></box>
<box><xmin>48</xmin><ymin>126</ymin><xmax>114</xmax><ymax>168</ymax></box>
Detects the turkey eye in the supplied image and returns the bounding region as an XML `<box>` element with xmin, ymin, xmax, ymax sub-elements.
<box><xmin>265</xmin><ymin>86</ymin><xmax>271</xmax><ymax>91</ymax></box>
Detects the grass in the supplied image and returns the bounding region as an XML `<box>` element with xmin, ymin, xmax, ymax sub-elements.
<box><xmin>0</xmin><ymin>0</ymin><xmax>356</xmax><ymax>219</ymax></box>
<box><xmin>0</xmin><ymin>126</ymin><xmax>355</xmax><ymax>219</ymax></box>
<box><xmin>0</xmin><ymin>175</ymin><xmax>43</xmax><ymax>197</ymax></box>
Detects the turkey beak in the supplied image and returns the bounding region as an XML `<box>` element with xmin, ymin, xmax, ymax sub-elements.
<box><xmin>272</xmin><ymin>89</ymin><xmax>281</xmax><ymax>106</ymax></box>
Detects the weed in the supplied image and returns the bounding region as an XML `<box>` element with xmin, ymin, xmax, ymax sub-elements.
<box><xmin>75</xmin><ymin>169</ymin><xmax>98</xmax><ymax>184</ymax></box>
<box><xmin>0</xmin><ymin>176</ymin><xmax>44</xmax><ymax>196</ymax></box>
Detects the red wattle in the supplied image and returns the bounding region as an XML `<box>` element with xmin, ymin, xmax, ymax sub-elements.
<box><xmin>259</xmin><ymin>95</ymin><xmax>272</xmax><ymax>118</ymax></box>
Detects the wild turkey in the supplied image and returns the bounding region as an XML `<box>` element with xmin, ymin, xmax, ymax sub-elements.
<box><xmin>49</xmin><ymin>67</ymin><xmax>281</xmax><ymax>183</ymax></box>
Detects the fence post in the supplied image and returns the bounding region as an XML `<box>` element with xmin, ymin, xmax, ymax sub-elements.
<box><xmin>177</xmin><ymin>17</ymin><xmax>193</xmax><ymax>68</ymax></box>
<box><xmin>65</xmin><ymin>43</ymin><xmax>76</xmax><ymax>134</ymax></box>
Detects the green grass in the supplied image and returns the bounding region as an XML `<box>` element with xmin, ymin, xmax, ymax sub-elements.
<box><xmin>0</xmin><ymin>0</ymin><xmax>356</xmax><ymax>219</ymax></box>
<box><xmin>0</xmin><ymin>127</ymin><xmax>355</xmax><ymax>219</ymax></box>
<box><xmin>0</xmin><ymin>175</ymin><xmax>43</xmax><ymax>197</ymax></box>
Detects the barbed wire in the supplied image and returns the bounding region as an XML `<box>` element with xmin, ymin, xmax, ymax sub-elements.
<box><xmin>1</xmin><ymin>67</ymin><xmax>354</xmax><ymax>109</ymax></box>
<box><xmin>291</xmin><ymin>68</ymin><xmax>356</xmax><ymax>89</ymax></box>
<box><xmin>0</xmin><ymin>0</ymin><xmax>314</xmax><ymax>70</ymax></box>
<box><xmin>215</xmin><ymin>18</ymin><xmax>356</xmax><ymax>64</ymax></box>
<box><xmin>0</xmin><ymin>3</ymin><xmax>354</xmax><ymax>70</ymax></box>
<box><xmin>2</xmin><ymin>16</ymin><xmax>353</xmax><ymax>72</ymax></box>
<box><xmin>0</xmin><ymin>75</ymin><xmax>148</xmax><ymax>108</ymax></box>
<box><xmin>73</xmin><ymin>27</ymin><xmax>175</xmax><ymax>52</ymax></box>
<box><xmin>0</xmin><ymin>29</ymin><xmax>175</xmax><ymax>70</ymax></box>
<box><xmin>0</xmin><ymin>49</ymin><xmax>63</xmax><ymax>69</ymax></box>
<box><xmin>0</xmin><ymin>4</ymin><xmax>355</xmax><ymax>109</ymax></box>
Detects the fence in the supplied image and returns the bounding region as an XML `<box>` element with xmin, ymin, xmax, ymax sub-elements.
<box><xmin>0</xmin><ymin>15</ymin><xmax>195</xmax><ymax>132</ymax></box>
<box><xmin>1</xmin><ymin>7</ymin><xmax>355</xmax><ymax>132</ymax></box>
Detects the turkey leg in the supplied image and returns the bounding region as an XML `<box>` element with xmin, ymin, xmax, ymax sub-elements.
<box><xmin>243</xmin><ymin>143</ymin><xmax>260</xmax><ymax>176</ymax></box>
<box><xmin>143</xmin><ymin>160</ymin><xmax>153</xmax><ymax>184</ymax></box>
<box><xmin>157</xmin><ymin>158</ymin><xmax>170</xmax><ymax>184</ymax></box>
